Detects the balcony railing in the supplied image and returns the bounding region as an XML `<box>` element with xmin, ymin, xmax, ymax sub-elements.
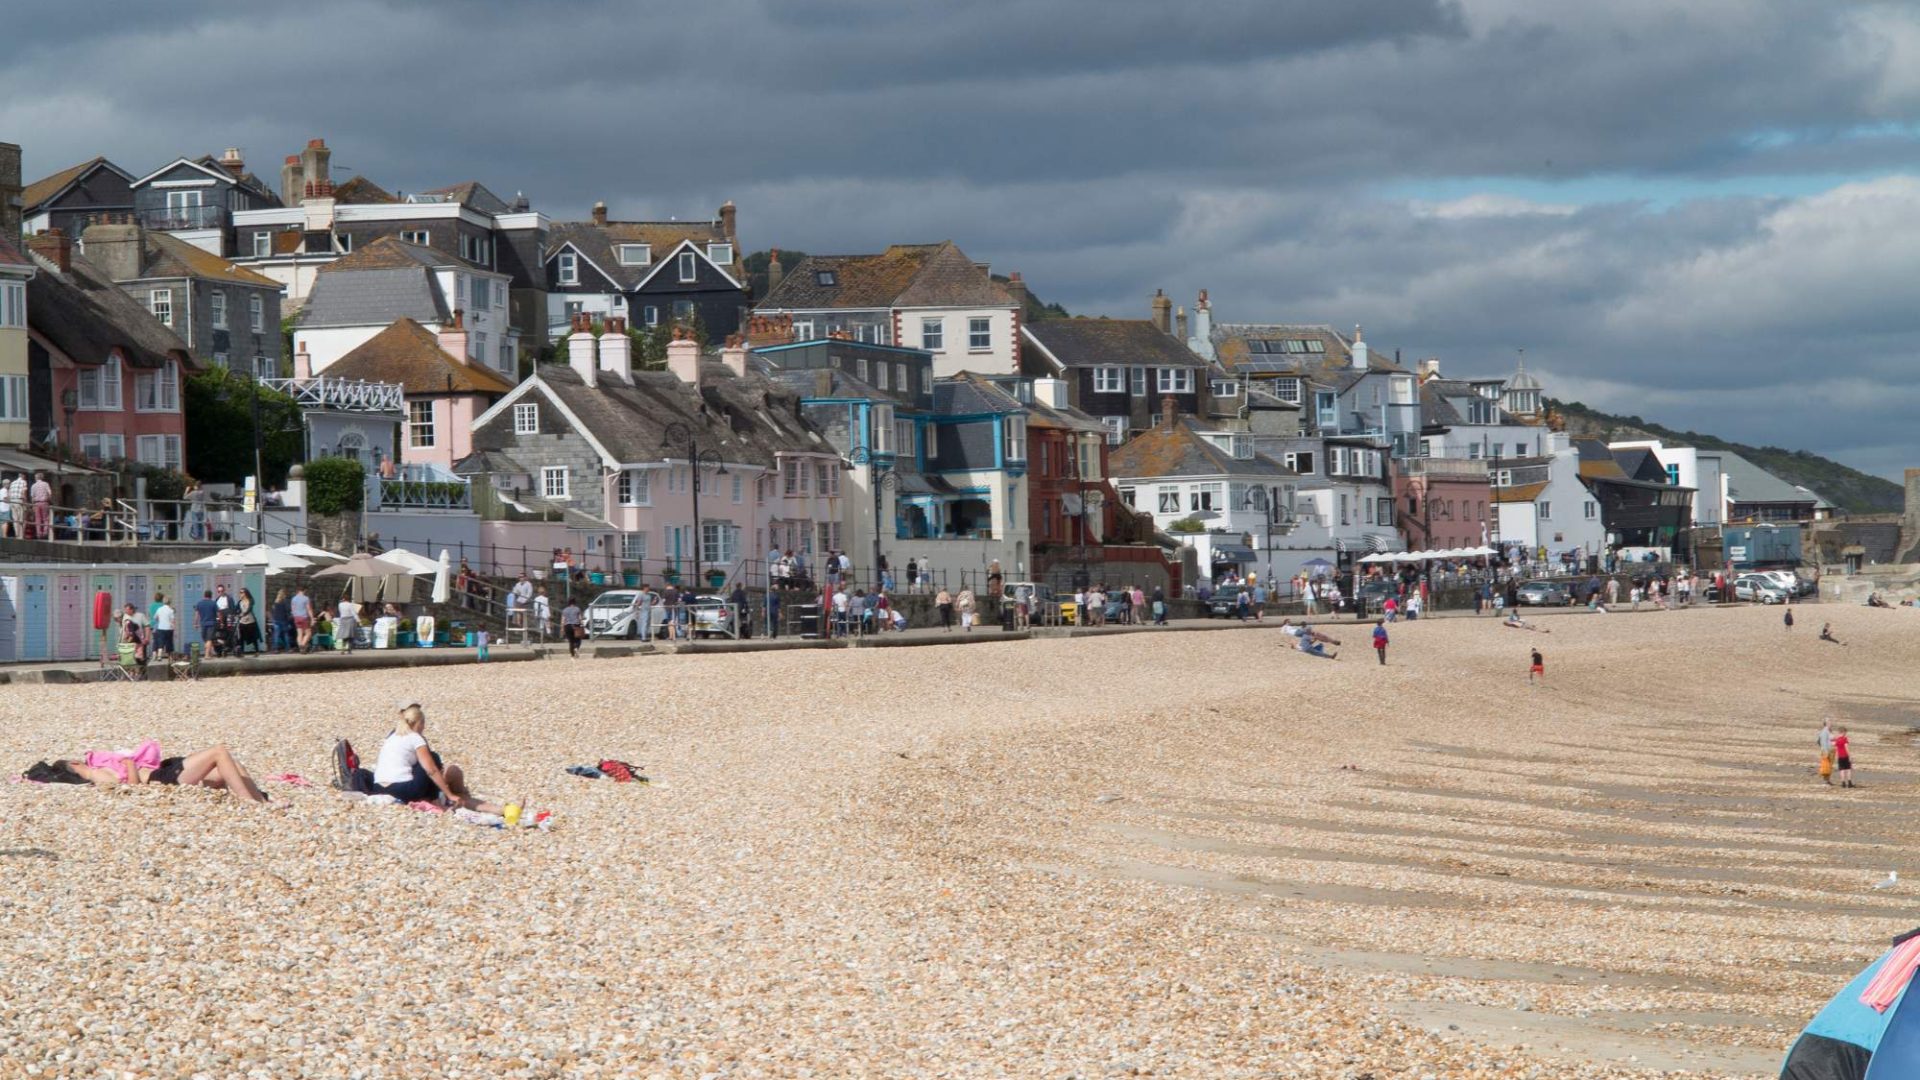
<box><xmin>370</xmin><ymin>468</ymin><xmax>472</xmax><ymax>512</ymax></box>
<box><xmin>1401</xmin><ymin>457</ymin><xmax>1490</xmax><ymax>479</ymax></box>
<box><xmin>139</xmin><ymin>205</ymin><xmax>225</xmax><ymax>231</ymax></box>
<box><xmin>260</xmin><ymin>375</ymin><xmax>405</xmax><ymax>414</ymax></box>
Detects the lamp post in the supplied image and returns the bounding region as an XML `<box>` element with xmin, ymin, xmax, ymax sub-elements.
<box><xmin>1069</xmin><ymin>433</ymin><xmax>1093</xmax><ymax>591</ymax></box>
<box><xmin>661</xmin><ymin>421</ymin><xmax>726</xmax><ymax>585</ymax></box>
<box><xmin>846</xmin><ymin>445</ymin><xmax>896</xmax><ymax>587</ymax></box>
<box><xmin>58</xmin><ymin>389</ymin><xmax>77</xmax><ymax>538</ymax></box>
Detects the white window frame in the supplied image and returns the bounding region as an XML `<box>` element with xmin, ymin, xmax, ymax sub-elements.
<box><xmin>1157</xmin><ymin>367</ymin><xmax>1194</xmax><ymax>394</ymax></box>
<box><xmin>620</xmin><ymin>531</ymin><xmax>648</xmax><ymax>561</ymax></box>
<box><xmin>968</xmin><ymin>317</ymin><xmax>991</xmax><ymax>351</ymax></box>
<box><xmin>248</xmin><ymin>293</ymin><xmax>264</xmax><ymax>332</ymax></box>
<box><xmin>408</xmin><ymin>399</ymin><xmax>436</xmax><ymax>448</ymax></box>
<box><xmin>513</xmin><ymin>402</ymin><xmax>538</xmax><ymax>435</ymax></box>
<box><xmin>400</xmin><ymin>229</ymin><xmax>430</xmax><ymax>246</ymax></box>
<box><xmin>677</xmin><ymin>251</ymin><xmax>698</xmax><ymax>283</ymax></box>
<box><xmin>556</xmin><ymin>251</ymin><xmax>578</xmax><ymax>285</ymax></box>
<box><xmin>921</xmin><ymin>317</ymin><xmax>944</xmax><ymax>351</ymax></box>
<box><xmin>894</xmin><ymin>418</ymin><xmax>915</xmax><ymax>459</ymax></box>
<box><xmin>701</xmin><ymin>522</ymin><xmax>738</xmax><ymax>565</ymax></box>
<box><xmin>732</xmin><ymin>472</ymin><xmax>744</xmax><ymax>504</ymax></box>
<box><xmin>875</xmin><ymin>363</ymin><xmax>890</xmax><ymax>391</ymax></box>
<box><xmin>1101</xmin><ymin>416</ymin><xmax>1127</xmax><ymax>445</ymax></box>
<box><xmin>134</xmin><ymin>362</ymin><xmax>180</xmax><ymax>413</ymax></box>
<box><xmin>1538</xmin><ymin>500</ymin><xmax>1552</xmax><ymax>520</ymax></box>
<box><xmin>1093</xmin><ymin>366</ymin><xmax>1124</xmax><ymax>394</ymax></box>
<box><xmin>1275</xmin><ymin>377</ymin><xmax>1302</xmax><ymax>404</ymax></box>
<box><xmin>1583</xmin><ymin>500</ymin><xmax>1597</xmax><ymax>520</ymax></box>
<box><xmin>81</xmin><ymin>433</ymin><xmax>127</xmax><ymax>463</ymax></box>
<box><xmin>1002</xmin><ymin>415</ymin><xmax>1027</xmax><ymax>462</ymax></box>
<box><xmin>0</xmin><ymin>374</ymin><xmax>27</xmax><ymax>421</ymax></box>
<box><xmin>210</xmin><ymin>290</ymin><xmax>227</xmax><ymax>330</ymax></box>
<box><xmin>707</xmin><ymin>243</ymin><xmax>733</xmax><ymax>265</ymax></box>
<box><xmin>618</xmin><ymin>468</ymin><xmax>651</xmax><ymax>506</ymax></box>
<box><xmin>251</xmin><ymin>232</ymin><xmax>271</xmax><ymax>258</ymax></box>
<box><xmin>78</xmin><ymin>356</ymin><xmax>124</xmax><ymax>411</ymax></box>
<box><xmin>1211</xmin><ymin>380</ymin><xmax>1240</xmax><ymax>398</ymax></box>
<box><xmin>619</xmin><ymin>244</ymin><xmax>651</xmax><ymax>266</ymax></box>
<box><xmin>149</xmin><ymin>290</ymin><xmax>172</xmax><ymax>328</ymax></box>
<box><xmin>1156</xmin><ymin>486</ymin><xmax>1181</xmax><ymax>514</ymax></box>
<box><xmin>542</xmin><ymin>466</ymin><xmax>571</xmax><ymax>500</ymax></box>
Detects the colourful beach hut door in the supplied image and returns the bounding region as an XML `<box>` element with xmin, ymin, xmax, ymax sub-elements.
<box><xmin>55</xmin><ymin>574</ymin><xmax>85</xmax><ymax>660</ymax></box>
<box><xmin>180</xmin><ymin>574</ymin><xmax>205</xmax><ymax>646</ymax></box>
<box><xmin>0</xmin><ymin>576</ymin><xmax>17</xmax><ymax>663</ymax></box>
<box><xmin>19</xmin><ymin>576</ymin><xmax>50</xmax><ymax>661</ymax></box>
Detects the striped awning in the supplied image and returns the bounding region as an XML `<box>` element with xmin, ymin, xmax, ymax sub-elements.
<box><xmin>1366</xmin><ymin>533</ymin><xmax>1393</xmax><ymax>553</ymax></box>
<box><xmin>1333</xmin><ymin>537</ymin><xmax>1348</xmax><ymax>554</ymax></box>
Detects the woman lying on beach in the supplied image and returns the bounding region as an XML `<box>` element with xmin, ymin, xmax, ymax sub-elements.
<box><xmin>1503</xmin><ymin>610</ymin><xmax>1551</xmax><ymax>632</ymax></box>
<box><xmin>28</xmin><ymin>740</ymin><xmax>270</xmax><ymax>804</ymax></box>
<box><xmin>1279</xmin><ymin>620</ymin><xmax>1340</xmax><ymax>659</ymax></box>
<box><xmin>338</xmin><ymin>702</ymin><xmax>501</xmax><ymax>812</ymax></box>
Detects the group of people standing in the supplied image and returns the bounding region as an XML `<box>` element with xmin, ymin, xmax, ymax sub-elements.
<box><xmin>0</xmin><ymin>471</ymin><xmax>52</xmax><ymax>540</ymax></box>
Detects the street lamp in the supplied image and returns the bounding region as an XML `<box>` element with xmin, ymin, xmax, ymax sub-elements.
<box><xmin>661</xmin><ymin>421</ymin><xmax>726</xmax><ymax>584</ymax></box>
<box><xmin>58</xmin><ymin>388</ymin><xmax>77</xmax><ymax>537</ymax></box>
<box><xmin>846</xmin><ymin>445</ymin><xmax>897</xmax><ymax>586</ymax></box>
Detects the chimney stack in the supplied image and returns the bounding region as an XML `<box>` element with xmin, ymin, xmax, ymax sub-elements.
<box><xmin>27</xmin><ymin>229</ymin><xmax>72</xmax><ymax>274</ymax></box>
<box><xmin>1350</xmin><ymin>325</ymin><xmax>1369</xmax><ymax>370</ymax></box>
<box><xmin>720</xmin><ymin>334</ymin><xmax>749</xmax><ymax>378</ymax></box>
<box><xmin>666</xmin><ymin>326</ymin><xmax>702</xmax><ymax>387</ymax></box>
<box><xmin>1161</xmin><ymin>393</ymin><xmax>1179</xmax><ymax>431</ymax></box>
<box><xmin>1005</xmin><ymin>270</ymin><xmax>1030</xmax><ymax>313</ymax></box>
<box><xmin>1190</xmin><ymin>290</ymin><xmax>1211</xmax><ymax>349</ymax></box>
<box><xmin>567</xmin><ymin>312</ymin><xmax>599</xmax><ymax>388</ymax></box>
<box><xmin>0</xmin><ymin>142</ymin><xmax>21</xmax><ymax>239</ymax></box>
<box><xmin>1150</xmin><ymin>288</ymin><xmax>1171</xmax><ymax>334</ymax></box>
<box><xmin>219</xmin><ymin>148</ymin><xmax>246</xmax><ymax>180</ymax></box>
<box><xmin>79</xmin><ymin>221</ymin><xmax>144</xmax><ymax>283</ymax></box>
<box><xmin>436</xmin><ymin>309</ymin><xmax>470</xmax><ymax>363</ymax></box>
<box><xmin>718</xmin><ymin>200</ymin><xmax>737</xmax><ymax>245</ymax></box>
<box><xmin>280</xmin><ymin>155</ymin><xmax>303</xmax><ymax>206</ymax></box>
<box><xmin>298</xmin><ymin>138</ymin><xmax>332</xmax><ymax>199</ymax></box>
<box><xmin>1175</xmin><ymin>305</ymin><xmax>1188</xmax><ymax>342</ymax></box>
<box><xmin>1418</xmin><ymin>357</ymin><xmax>1440</xmax><ymax>380</ymax></box>
<box><xmin>745</xmin><ymin>313</ymin><xmax>794</xmax><ymax>347</ymax></box>
<box><xmin>591</xmin><ymin>201</ymin><xmax>608</xmax><ymax>227</ymax></box>
<box><xmin>295</xmin><ymin>344</ymin><xmax>313</xmax><ymax>380</ymax></box>
<box><xmin>599</xmin><ymin>315</ymin><xmax>633</xmax><ymax>383</ymax></box>
<box><xmin>766</xmin><ymin>248</ymin><xmax>784</xmax><ymax>296</ymax></box>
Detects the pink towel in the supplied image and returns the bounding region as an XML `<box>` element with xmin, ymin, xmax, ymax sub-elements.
<box><xmin>1861</xmin><ymin>937</ymin><xmax>1920</xmax><ymax>1012</ymax></box>
<box><xmin>407</xmin><ymin>800</ymin><xmax>446</xmax><ymax>814</ymax></box>
<box><xmin>83</xmin><ymin>740</ymin><xmax>164</xmax><ymax>783</ymax></box>
<box><xmin>265</xmin><ymin>773</ymin><xmax>312</xmax><ymax>787</ymax></box>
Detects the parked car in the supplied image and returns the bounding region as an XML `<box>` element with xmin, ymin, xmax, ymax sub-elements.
<box><xmin>585</xmin><ymin>590</ymin><xmax>644</xmax><ymax>638</ymax></box>
<box><xmin>1733</xmin><ymin>575</ymin><xmax>1788</xmax><ymax>604</ymax></box>
<box><xmin>684</xmin><ymin>595</ymin><xmax>736</xmax><ymax>637</ymax></box>
<box><xmin>1207</xmin><ymin>585</ymin><xmax>1249</xmax><ymax>618</ymax></box>
<box><xmin>1755</xmin><ymin>569</ymin><xmax>1815</xmax><ymax>597</ymax></box>
<box><xmin>1516</xmin><ymin>581</ymin><xmax>1571</xmax><ymax>607</ymax></box>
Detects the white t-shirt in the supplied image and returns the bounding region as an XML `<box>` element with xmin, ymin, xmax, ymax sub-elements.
<box><xmin>373</xmin><ymin>730</ymin><xmax>428</xmax><ymax>786</ymax></box>
<box><xmin>338</xmin><ymin>599</ymin><xmax>358</xmax><ymax>621</ymax></box>
<box><xmin>153</xmin><ymin>604</ymin><xmax>175</xmax><ymax>632</ymax></box>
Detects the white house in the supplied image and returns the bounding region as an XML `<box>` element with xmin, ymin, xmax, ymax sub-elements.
<box><xmin>292</xmin><ymin>237</ymin><xmax>517</xmax><ymax>377</ymax></box>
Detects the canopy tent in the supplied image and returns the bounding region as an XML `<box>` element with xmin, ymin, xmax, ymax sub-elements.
<box><xmin>1780</xmin><ymin>930</ymin><xmax>1920</xmax><ymax>1078</ymax></box>
<box><xmin>312</xmin><ymin>553</ymin><xmax>416</xmax><ymax>603</ymax></box>
<box><xmin>1298</xmin><ymin>558</ymin><xmax>1334</xmax><ymax>577</ymax></box>
<box><xmin>276</xmin><ymin>543</ymin><xmax>348</xmax><ymax>563</ymax></box>
<box><xmin>378</xmin><ymin>547</ymin><xmax>444</xmax><ymax>576</ymax></box>
<box><xmin>1359</xmin><ymin>546</ymin><xmax>1498</xmax><ymax>564</ymax></box>
<box><xmin>193</xmin><ymin>546</ymin><xmax>312</xmax><ymax>573</ymax></box>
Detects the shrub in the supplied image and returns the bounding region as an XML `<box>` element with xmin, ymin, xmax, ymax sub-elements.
<box><xmin>1168</xmin><ymin>517</ymin><xmax>1207</xmax><ymax>534</ymax></box>
<box><xmin>305</xmin><ymin>457</ymin><xmax>366</xmax><ymax>514</ymax></box>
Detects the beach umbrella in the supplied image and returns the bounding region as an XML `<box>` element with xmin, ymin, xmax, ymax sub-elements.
<box><xmin>1299</xmin><ymin>557</ymin><xmax>1334</xmax><ymax>578</ymax></box>
<box><xmin>379</xmin><ymin>547</ymin><xmax>443</xmax><ymax>576</ymax></box>
<box><xmin>276</xmin><ymin>542</ymin><xmax>347</xmax><ymax>563</ymax></box>
<box><xmin>231</xmin><ymin>544</ymin><xmax>313</xmax><ymax>573</ymax></box>
<box><xmin>312</xmin><ymin>553</ymin><xmax>414</xmax><ymax>602</ymax></box>
<box><xmin>1779</xmin><ymin>929</ymin><xmax>1920</xmax><ymax>1078</ymax></box>
<box><xmin>431</xmin><ymin>549</ymin><xmax>451</xmax><ymax>605</ymax></box>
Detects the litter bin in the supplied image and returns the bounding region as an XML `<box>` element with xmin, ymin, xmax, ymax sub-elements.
<box><xmin>1001</xmin><ymin>604</ymin><xmax>1016</xmax><ymax>631</ymax></box>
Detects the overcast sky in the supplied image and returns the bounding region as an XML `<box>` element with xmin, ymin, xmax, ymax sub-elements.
<box><xmin>7</xmin><ymin>0</ymin><xmax>1919</xmax><ymax>478</ymax></box>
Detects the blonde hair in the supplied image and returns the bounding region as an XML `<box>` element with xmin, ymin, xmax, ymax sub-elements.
<box><xmin>399</xmin><ymin>705</ymin><xmax>426</xmax><ymax>731</ymax></box>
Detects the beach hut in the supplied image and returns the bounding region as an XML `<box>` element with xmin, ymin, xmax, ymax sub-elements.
<box><xmin>1780</xmin><ymin>931</ymin><xmax>1920</xmax><ymax>1078</ymax></box>
<box><xmin>0</xmin><ymin>562</ymin><xmax>265</xmax><ymax>663</ymax></box>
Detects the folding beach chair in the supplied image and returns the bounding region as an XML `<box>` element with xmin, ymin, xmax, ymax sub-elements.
<box><xmin>168</xmin><ymin>642</ymin><xmax>203</xmax><ymax>682</ymax></box>
<box><xmin>109</xmin><ymin>642</ymin><xmax>145</xmax><ymax>682</ymax></box>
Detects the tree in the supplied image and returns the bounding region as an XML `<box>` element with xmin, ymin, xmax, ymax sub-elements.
<box><xmin>183</xmin><ymin>368</ymin><xmax>304</xmax><ymax>487</ymax></box>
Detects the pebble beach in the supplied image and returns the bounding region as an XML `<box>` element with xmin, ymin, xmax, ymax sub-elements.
<box><xmin>3</xmin><ymin>604</ymin><xmax>1915</xmax><ymax>1078</ymax></box>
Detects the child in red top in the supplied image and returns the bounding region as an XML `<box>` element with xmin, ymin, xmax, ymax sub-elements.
<box><xmin>1834</xmin><ymin>727</ymin><xmax>1854</xmax><ymax>788</ymax></box>
<box><xmin>1528</xmin><ymin>648</ymin><xmax>1544</xmax><ymax>685</ymax></box>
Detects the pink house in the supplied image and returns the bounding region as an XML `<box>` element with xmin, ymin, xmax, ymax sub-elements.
<box><xmin>314</xmin><ymin>314</ymin><xmax>514</xmax><ymax>472</ymax></box>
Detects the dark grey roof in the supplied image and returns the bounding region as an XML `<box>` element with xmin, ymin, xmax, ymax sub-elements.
<box><xmin>757</xmin><ymin>241</ymin><xmax>1012</xmax><ymax>311</ymax></box>
<box><xmin>1024</xmin><ymin>318</ymin><xmax>1206</xmax><ymax>369</ymax></box>
<box><xmin>1717</xmin><ymin>451</ymin><xmax>1821</xmax><ymax>506</ymax></box>
<box><xmin>531</xmin><ymin>363</ymin><xmax>836</xmax><ymax>467</ymax></box>
<box><xmin>27</xmin><ymin>251</ymin><xmax>193</xmax><ymax>371</ymax></box>
<box><xmin>299</xmin><ymin>266</ymin><xmax>451</xmax><ymax>328</ymax></box>
<box><xmin>933</xmin><ymin>376</ymin><xmax>1023</xmax><ymax>417</ymax></box>
<box><xmin>547</xmin><ymin>220</ymin><xmax>731</xmax><ymax>292</ymax></box>
<box><xmin>1108</xmin><ymin>417</ymin><xmax>1298</xmax><ymax>479</ymax></box>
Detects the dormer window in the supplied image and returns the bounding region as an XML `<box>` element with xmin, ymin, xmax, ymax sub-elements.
<box><xmin>707</xmin><ymin>243</ymin><xmax>733</xmax><ymax>265</ymax></box>
<box><xmin>618</xmin><ymin>244</ymin><xmax>650</xmax><ymax>266</ymax></box>
<box><xmin>815</xmin><ymin>269</ymin><xmax>837</xmax><ymax>287</ymax></box>
<box><xmin>557</xmin><ymin>251</ymin><xmax>578</xmax><ymax>285</ymax></box>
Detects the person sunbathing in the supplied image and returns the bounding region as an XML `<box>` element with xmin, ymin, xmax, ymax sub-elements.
<box><xmin>1280</xmin><ymin>620</ymin><xmax>1339</xmax><ymax>658</ymax></box>
<box><xmin>34</xmin><ymin>740</ymin><xmax>270</xmax><ymax>804</ymax></box>
<box><xmin>1503</xmin><ymin>611</ymin><xmax>1550</xmax><ymax>632</ymax></box>
<box><xmin>335</xmin><ymin>702</ymin><xmax>501</xmax><ymax>812</ymax></box>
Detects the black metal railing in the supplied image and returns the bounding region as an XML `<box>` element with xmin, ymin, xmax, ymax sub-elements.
<box><xmin>139</xmin><ymin>205</ymin><xmax>226</xmax><ymax>231</ymax></box>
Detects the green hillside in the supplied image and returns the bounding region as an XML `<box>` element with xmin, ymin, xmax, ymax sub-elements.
<box><xmin>1549</xmin><ymin>398</ymin><xmax>1903</xmax><ymax>515</ymax></box>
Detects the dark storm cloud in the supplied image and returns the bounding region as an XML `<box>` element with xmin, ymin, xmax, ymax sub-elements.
<box><xmin>4</xmin><ymin>0</ymin><xmax>1918</xmax><ymax>475</ymax></box>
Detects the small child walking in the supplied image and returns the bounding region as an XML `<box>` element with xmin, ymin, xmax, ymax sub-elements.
<box><xmin>1834</xmin><ymin>726</ymin><xmax>1855</xmax><ymax>788</ymax></box>
<box><xmin>1784</xmin><ymin>607</ymin><xmax>1794</xmax><ymax>630</ymax></box>
<box><xmin>1528</xmin><ymin>647</ymin><xmax>1544</xmax><ymax>685</ymax></box>
<box><xmin>1372</xmin><ymin>619</ymin><xmax>1389</xmax><ymax>665</ymax></box>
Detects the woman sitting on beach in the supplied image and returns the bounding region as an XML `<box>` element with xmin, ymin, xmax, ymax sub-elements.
<box><xmin>1503</xmin><ymin>610</ymin><xmax>1550</xmax><ymax>632</ymax></box>
<box><xmin>31</xmin><ymin>740</ymin><xmax>270</xmax><ymax>804</ymax></box>
<box><xmin>347</xmin><ymin>703</ymin><xmax>500</xmax><ymax>812</ymax></box>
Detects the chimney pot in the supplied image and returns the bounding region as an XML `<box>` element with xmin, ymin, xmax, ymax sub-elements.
<box><xmin>591</xmin><ymin>201</ymin><xmax>608</xmax><ymax>226</ymax></box>
<box><xmin>568</xmin><ymin>317</ymin><xmax>600</xmax><ymax>388</ymax></box>
<box><xmin>1150</xmin><ymin>288</ymin><xmax>1172</xmax><ymax>334</ymax></box>
<box><xmin>294</xmin><ymin>344</ymin><xmax>313</xmax><ymax>380</ymax></box>
<box><xmin>1161</xmin><ymin>394</ymin><xmax>1179</xmax><ymax>430</ymax></box>
<box><xmin>27</xmin><ymin>228</ymin><xmax>73</xmax><ymax>274</ymax></box>
<box><xmin>667</xmin><ymin>331</ymin><xmax>702</xmax><ymax>387</ymax></box>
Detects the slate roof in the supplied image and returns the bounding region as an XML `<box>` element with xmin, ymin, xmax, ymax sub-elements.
<box><xmin>323</xmin><ymin>318</ymin><xmax>515</xmax><ymax>396</ymax></box>
<box><xmin>1212</xmin><ymin>324</ymin><xmax>1407</xmax><ymax>377</ymax></box>
<box><xmin>1608</xmin><ymin>445</ymin><xmax>1667</xmax><ymax>484</ymax></box>
<box><xmin>1717</xmin><ymin>451</ymin><xmax>1820</xmax><ymax>506</ymax></box>
<box><xmin>141</xmin><ymin>232</ymin><xmax>280</xmax><ymax>287</ymax></box>
<box><xmin>185</xmin><ymin>155</ymin><xmax>279</xmax><ymax>205</ymax></box>
<box><xmin>1107</xmin><ymin>417</ymin><xmax>1297</xmax><ymax>480</ymax></box>
<box><xmin>300</xmin><ymin>239</ymin><xmax>454</xmax><ymax>328</ymax></box>
<box><xmin>1024</xmin><ymin>318</ymin><xmax>1207</xmax><ymax>370</ymax></box>
<box><xmin>546</xmin><ymin>219</ymin><xmax>731</xmax><ymax>291</ymax></box>
<box><xmin>528</xmin><ymin>362</ymin><xmax>836</xmax><ymax>468</ymax></box>
<box><xmin>23</xmin><ymin>157</ymin><xmax>130</xmax><ymax>211</ymax></box>
<box><xmin>421</xmin><ymin>182</ymin><xmax>510</xmax><ymax>215</ymax></box>
<box><xmin>933</xmin><ymin>373</ymin><xmax>1024</xmax><ymax>417</ymax></box>
<box><xmin>760</xmin><ymin>364</ymin><xmax>889</xmax><ymax>403</ymax></box>
<box><xmin>757</xmin><ymin>241</ymin><xmax>1012</xmax><ymax>311</ymax></box>
<box><xmin>26</xmin><ymin>250</ymin><xmax>192</xmax><ymax>371</ymax></box>
<box><xmin>332</xmin><ymin>176</ymin><xmax>399</xmax><ymax>205</ymax></box>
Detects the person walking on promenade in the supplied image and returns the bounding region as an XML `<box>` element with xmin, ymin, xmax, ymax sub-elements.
<box><xmin>1528</xmin><ymin>647</ymin><xmax>1545</xmax><ymax>686</ymax></box>
<box><xmin>1817</xmin><ymin>719</ymin><xmax>1836</xmax><ymax>785</ymax></box>
<box><xmin>336</xmin><ymin>594</ymin><xmax>360</xmax><ymax>653</ymax></box>
<box><xmin>1372</xmin><ymin>619</ymin><xmax>1389</xmax><ymax>665</ymax></box>
<box><xmin>290</xmin><ymin>585</ymin><xmax>315</xmax><ymax>652</ymax></box>
<box><xmin>533</xmin><ymin>586</ymin><xmax>552</xmax><ymax>642</ymax></box>
<box><xmin>561</xmin><ymin>598</ymin><xmax>583</xmax><ymax>658</ymax></box>
<box><xmin>1834</xmin><ymin>726</ymin><xmax>1856</xmax><ymax>788</ymax></box>
<box><xmin>29</xmin><ymin>471</ymin><xmax>52</xmax><ymax>540</ymax></box>
<box><xmin>1152</xmin><ymin>585</ymin><xmax>1167</xmax><ymax>625</ymax></box>
<box><xmin>956</xmin><ymin>587</ymin><xmax>976</xmax><ymax>632</ymax></box>
<box><xmin>237</xmin><ymin>588</ymin><xmax>262</xmax><ymax>656</ymax></box>
<box><xmin>935</xmin><ymin>587</ymin><xmax>954</xmax><ymax>631</ymax></box>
